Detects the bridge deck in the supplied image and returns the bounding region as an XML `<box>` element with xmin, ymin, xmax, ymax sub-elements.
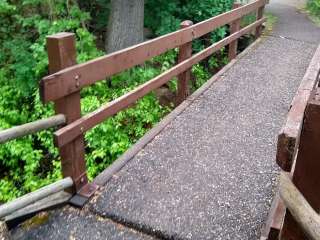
<box><xmin>12</xmin><ymin>1</ymin><xmax>320</xmax><ymax>239</ymax></box>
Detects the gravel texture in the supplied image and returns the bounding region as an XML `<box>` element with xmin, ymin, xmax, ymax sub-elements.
<box><xmin>89</xmin><ymin>37</ymin><xmax>317</xmax><ymax>240</ymax></box>
<box><xmin>11</xmin><ymin>1</ymin><xmax>320</xmax><ymax>240</ymax></box>
<box><xmin>11</xmin><ymin>207</ymin><xmax>157</xmax><ymax>240</ymax></box>
<box><xmin>267</xmin><ymin>1</ymin><xmax>320</xmax><ymax>44</ymax></box>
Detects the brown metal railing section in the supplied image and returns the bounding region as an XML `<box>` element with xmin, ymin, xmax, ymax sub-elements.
<box><xmin>0</xmin><ymin>0</ymin><xmax>268</xmax><ymax>216</ymax></box>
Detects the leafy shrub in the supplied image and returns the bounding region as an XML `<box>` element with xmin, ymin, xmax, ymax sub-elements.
<box><xmin>145</xmin><ymin>0</ymin><xmax>233</xmax><ymax>44</ymax></box>
<box><xmin>307</xmin><ymin>0</ymin><xmax>320</xmax><ymax>16</ymax></box>
<box><xmin>0</xmin><ymin>0</ymin><xmax>170</xmax><ymax>201</ymax></box>
<box><xmin>0</xmin><ymin>0</ymin><xmax>234</xmax><ymax>202</ymax></box>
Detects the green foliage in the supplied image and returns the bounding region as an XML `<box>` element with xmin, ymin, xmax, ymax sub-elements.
<box><xmin>0</xmin><ymin>0</ymin><xmax>102</xmax><ymax>201</ymax></box>
<box><xmin>0</xmin><ymin>0</ymin><xmax>234</xmax><ymax>202</ymax></box>
<box><xmin>307</xmin><ymin>0</ymin><xmax>320</xmax><ymax>15</ymax></box>
<box><xmin>145</xmin><ymin>0</ymin><xmax>233</xmax><ymax>44</ymax></box>
<box><xmin>0</xmin><ymin>0</ymin><xmax>170</xmax><ymax>202</ymax></box>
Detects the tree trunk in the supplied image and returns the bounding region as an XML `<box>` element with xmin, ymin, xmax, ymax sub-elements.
<box><xmin>105</xmin><ymin>0</ymin><xmax>144</xmax><ymax>53</ymax></box>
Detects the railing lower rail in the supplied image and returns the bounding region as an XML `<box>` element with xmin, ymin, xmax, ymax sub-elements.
<box><xmin>0</xmin><ymin>177</ymin><xmax>73</xmax><ymax>219</ymax></box>
<box><xmin>0</xmin><ymin>114</ymin><xmax>66</xmax><ymax>144</ymax></box>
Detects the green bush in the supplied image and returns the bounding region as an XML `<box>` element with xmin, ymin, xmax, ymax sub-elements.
<box><xmin>81</xmin><ymin>0</ymin><xmax>233</xmax><ymax>49</ymax></box>
<box><xmin>145</xmin><ymin>0</ymin><xmax>233</xmax><ymax>48</ymax></box>
<box><xmin>307</xmin><ymin>0</ymin><xmax>320</xmax><ymax>16</ymax></box>
<box><xmin>0</xmin><ymin>0</ymin><xmax>170</xmax><ymax>201</ymax></box>
<box><xmin>0</xmin><ymin>0</ymin><xmax>100</xmax><ymax>201</ymax></box>
<box><xmin>0</xmin><ymin>0</ymin><xmax>232</xmax><ymax>202</ymax></box>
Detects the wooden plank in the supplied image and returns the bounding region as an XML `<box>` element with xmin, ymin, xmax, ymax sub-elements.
<box><xmin>40</xmin><ymin>0</ymin><xmax>268</xmax><ymax>103</ymax></box>
<box><xmin>177</xmin><ymin>20</ymin><xmax>193</xmax><ymax>105</ymax></box>
<box><xmin>0</xmin><ymin>114</ymin><xmax>65</xmax><ymax>144</ymax></box>
<box><xmin>228</xmin><ymin>3</ymin><xmax>242</xmax><ymax>61</ymax></box>
<box><xmin>261</xmin><ymin>192</ymin><xmax>286</xmax><ymax>240</ymax></box>
<box><xmin>54</xmin><ymin>18</ymin><xmax>266</xmax><ymax>148</ymax></box>
<box><xmin>4</xmin><ymin>191</ymin><xmax>71</xmax><ymax>222</ymax></box>
<box><xmin>47</xmin><ymin>33</ymin><xmax>88</xmax><ymax>192</ymax></box>
<box><xmin>280</xmin><ymin>89</ymin><xmax>320</xmax><ymax>239</ymax></box>
<box><xmin>280</xmin><ymin>173</ymin><xmax>320</xmax><ymax>240</ymax></box>
<box><xmin>0</xmin><ymin>177</ymin><xmax>73</xmax><ymax>218</ymax></box>
<box><xmin>276</xmin><ymin>44</ymin><xmax>320</xmax><ymax>171</ymax></box>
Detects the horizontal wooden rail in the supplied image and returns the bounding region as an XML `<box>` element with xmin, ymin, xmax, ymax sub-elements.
<box><xmin>279</xmin><ymin>173</ymin><xmax>320</xmax><ymax>240</ymax></box>
<box><xmin>40</xmin><ymin>0</ymin><xmax>268</xmax><ymax>103</ymax></box>
<box><xmin>0</xmin><ymin>177</ymin><xmax>73</xmax><ymax>219</ymax></box>
<box><xmin>0</xmin><ymin>114</ymin><xmax>66</xmax><ymax>144</ymax></box>
<box><xmin>276</xmin><ymin>44</ymin><xmax>320</xmax><ymax>171</ymax></box>
<box><xmin>54</xmin><ymin>18</ymin><xmax>266</xmax><ymax>147</ymax></box>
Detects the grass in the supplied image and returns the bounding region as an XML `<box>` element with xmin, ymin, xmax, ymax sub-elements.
<box><xmin>264</xmin><ymin>12</ymin><xmax>278</xmax><ymax>34</ymax></box>
<box><xmin>297</xmin><ymin>0</ymin><xmax>320</xmax><ymax>27</ymax></box>
<box><xmin>304</xmin><ymin>8</ymin><xmax>320</xmax><ymax>26</ymax></box>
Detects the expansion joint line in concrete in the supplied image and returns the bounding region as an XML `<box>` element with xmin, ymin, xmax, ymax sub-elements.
<box><xmin>86</xmin><ymin>206</ymin><xmax>169</xmax><ymax>240</ymax></box>
<box><xmin>267</xmin><ymin>33</ymin><xmax>318</xmax><ymax>45</ymax></box>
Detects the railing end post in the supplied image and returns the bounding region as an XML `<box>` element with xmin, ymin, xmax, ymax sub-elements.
<box><xmin>46</xmin><ymin>31</ymin><xmax>97</xmax><ymax>201</ymax></box>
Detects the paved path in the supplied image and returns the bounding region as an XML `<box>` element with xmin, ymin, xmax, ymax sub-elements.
<box><xmin>12</xmin><ymin>1</ymin><xmax>320</xmax><ymax>239</ymax></box>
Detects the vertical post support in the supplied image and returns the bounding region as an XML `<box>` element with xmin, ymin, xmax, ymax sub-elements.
<box><xmin>177</xmin><ymin>20</ymin><xmax>193</xmax><ymax>105</ymax></box>
<box><xmin>280</xmin><ymin>89</ymin><xmax>320</xmax><ymax>239</ymax></box>
<box><xmin>228</xmin><ymin>3</ymin><xmax>241</xmax><ymax>61</ymax></box>
<box><xmin>46</xmin><ymin>33</ymin><xmax>97</xmax><ymax>202</ymax></box>
<box><xmin>255</xmin><ymin>6</ymin><xmax>265</xmax><ymax>38</ymax></box>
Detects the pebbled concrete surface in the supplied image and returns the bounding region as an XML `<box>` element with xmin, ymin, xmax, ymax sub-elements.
<box><xmin>11</xmin><ymin>207</ymin><xmax>158</xmax><ymax>240</ymax></box>
<box><xmin>88</xmin><ymin>2</ymin><xmax>320</xmax><ymax>240</ymax></box>
<box><xmin>89</xmin><ymin>37</ymin><xmax>317</xmax><ymax>240</ymax></box>
<box><xmin>267</xmin><ymin>0</ymin><xmax>320</xmax><ymax>44</ymax></box>
<box><xmin>11</xmin><ymin>1</ymin><xmax>320</xmax><ymax>239</ymax></box>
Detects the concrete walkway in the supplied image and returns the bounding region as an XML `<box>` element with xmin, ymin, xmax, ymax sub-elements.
<box><xmin>12</xmin><ymin>1</ymin><xmax>320</xmax><ymax>240</ymax></box>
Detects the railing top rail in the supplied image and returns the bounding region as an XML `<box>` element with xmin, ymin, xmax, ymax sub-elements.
<box><xmin>276</xmin><ymin>44</ymin><xmax>320</xmax><ymax>171</ymax></box>
<box><xmin>40</xmin><ymin>0</ymin><xmax>268</xmax><ymax>103</ymax></box>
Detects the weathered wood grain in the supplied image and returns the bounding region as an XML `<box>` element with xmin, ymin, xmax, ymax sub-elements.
<box><xmin>280</xmin><ymin>173</ymin><xmax>320</xmax><ymax>240</ymax></box>
<box><xmin>280</xmin><ymin>91</ymin><xmax>320</xmax><ymax>239</ymax></box>
<box><xmin>276</xmin><ymin>44</ymin><xmax>320</xmax><ymax>171</ymax></box>
<box><xmin>0</xmin><ymin>114</ymin><xmax>65</xmax><ymax>144</ymax></box>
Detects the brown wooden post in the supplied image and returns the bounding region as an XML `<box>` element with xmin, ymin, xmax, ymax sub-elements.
<box><xmin>177</xmin><ymin>20</ymin><xmax>193</xmax><ymax>105</ymax></box>
<box><xmin>280</xmin><ymin>89</ymin><xmax>320</xmax><ymax>240</ymax></box>
<box><xmin>46</xmin><ymin>33</ymin><xmax>97</xmax><ymax>199</ymax></box>
<box><xmin>255</xmin><ymin>6</ymin><xmax>265</xmax><ymax>38</ymax></box>
<box><xmin>228</xmin><ymin>3</ymin><xmax>241</xmax><ymax>61</ymax></box>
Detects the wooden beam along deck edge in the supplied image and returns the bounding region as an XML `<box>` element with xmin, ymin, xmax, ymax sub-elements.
<box><xmin>276</xmin><ymin>44</ymin><xmax>320</xmax><ymax>171</ymax></box>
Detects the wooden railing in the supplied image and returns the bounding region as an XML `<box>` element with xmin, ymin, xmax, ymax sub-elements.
<box><xmin>263</xmin><ymin>45</ymin><xmax>320</xmax><ymax>240</ymax></box>
<box><xmin>0</xmin><ymin>0</ymin><xmax>268</xmax><ymax>216</ymax></box>
<box><xmin>40</xmin><ymin>0</ymin><xmax>267</xmax><ymax>197</ymax></box>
